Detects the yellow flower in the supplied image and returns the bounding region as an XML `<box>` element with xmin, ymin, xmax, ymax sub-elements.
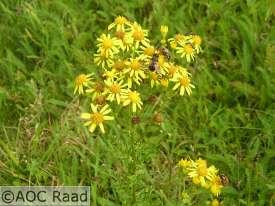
<box><xmin>160</xmin><ymin>25</ymin><xmax>168</xmax><ymax>44</ymax></box>
<box><xmin>112</xmin><ymin>59</ymin><xmax>128</xmax><ymax>73</ymax></box>
<box><xmin>160</xmin><ymin>25</ymin><xmax>168</xmax><ymax>37</ymax></box>
<box><xmin>81</xmin><ymin>104</ymin><xmax>114</xmax><ymax>133</ymax></box>
<box><xmin>96</xmin><ymin>33</ymin><xmax>121</xmax><ymax>57</ymax></box>
<box><xmin>102</xmin><ymin>69</ymin><xmax>117</xmax><ymax>80</ymax></box>
<box><xmin>191</xmin><ymin>35</ymin><xmax>202</xmax><ymax>53</ymax></box>
<box><xmin>74</xmin><ymin>74</ymin><xmax>93</xmax><ymax>94</ymax></box>
<box><xmin>187</xmin><ymin>159</ymin><xmax>217</xmax><ymax>188</ymax></box>
<box><xmin>94</xmin><ymin>51</ymin><xmax>114</xmax><ymax>69</ymax></box>
<box><xmin>115</xmin><ymin>30</ymin><xmax>134</xmax><ymax>51</ymax></box>
<box><xmin>178</xmin><ymin>158</ymin><xmax>191</xmax><ymax>169</ymax></box>
<box><xmin>104</xmin><ymin>79</ymin><xmax>127</xmax><ymax>104</ymax></box>
<box><xmin>176</xmin><ymin>43</ymin><xmax>196</xmax><ymax>62</ymax></box>
<box><xmin>122</xmin><ymin>90</ymin><xmax>143</xmax><ymax>113</ymax></box>
<box><xmin>108</xmin><ymin>16</ymin><xmax>131</xmax><ymax>31</ymax></box>
<box><xmin>172</xmin><ymin>73</ymin><xmax>195</xmax><ymax>96</ymax></box>
<box><xmin>211</xmin><ymin>199</ymin><xmax>220</xmax><ymax>206</ymax></box>
<box><xmin>167</xmin><ymin>63</ymin><xmax>179</xmax><ymax>79</ymax></box>
<box><xmin>160</xmin><ymin>78</ymin><xmax>169</xmax><ymax>87</ymax></box>
<box><xmin>150</xmin><ymin>72</ymin><xmax>160</xmax><ymax>88</ymax></box>
<box><xmin>86</xmin><ymin>81</ymin><xmax>106</xmax><ymax>100</ymax></box>
<box><xmin>130</xmin><ymin>22</ymin><xmax>150</xmax><ymax>48</ymax></box>
<box><xmin>125</xmin><ymin>58</ymin><xmax>146</xmax><ymax>88</ymax></box>
<box><xmin>181</xmin><ymin>192</ymin><xmax>191</xmax><ymax>204</ymax></box>
<box><xmin>139</xmin><ymin>44</ymin><xmax>155</xmax><ymax>58</ymax></box>
<box><xmin>168</xmin><ymin>34</ymin><xmax>188</xmax><ymax>48</ymax></box>
<box><xmin>210</xmin><ymin>175</ymin><xmax>223</xmax><ymax>197</ymax></box>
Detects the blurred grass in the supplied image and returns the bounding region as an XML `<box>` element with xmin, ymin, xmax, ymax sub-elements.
<box><xmin>0</xmin><ymin>0</ymin><xmax>275</xmax><ymax>205</ymax></box>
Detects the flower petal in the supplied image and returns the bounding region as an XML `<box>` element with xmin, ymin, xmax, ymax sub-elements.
<box><xmin>81</xmin><ymin>113</ymin><xmax>91</xmax><ymax>119</ymax></box>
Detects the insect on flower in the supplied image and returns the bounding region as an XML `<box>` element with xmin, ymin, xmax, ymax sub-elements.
<box><xmin>219</xmin><ymin>174</ymin><xmax>229</xmax><ymax>186</ymax></box>
<box><xmin>148</xmin><ymin>46</ymin><xmax>171</xmax><ymax>73</ymax></box>
<box><xmin>74</xmin><ymin>16</ymin><xmax>203</xmax><ymax>133</ymax></box>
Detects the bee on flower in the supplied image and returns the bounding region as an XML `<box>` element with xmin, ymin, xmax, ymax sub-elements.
<box><xmin>81</xmin><ymin>104</ymin><xmax>114</xmax><ymax>133</ymax></box>
<box><xmin>74</xmin><ymin>16</ymin><xmax>203</xmax><ymax>134</ymax></box>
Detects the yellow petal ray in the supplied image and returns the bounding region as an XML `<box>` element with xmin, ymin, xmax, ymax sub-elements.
<box><xmin>99</xmin><ymin>123</ymin><xmax>105</xmax><ymax>133</ymax></box>
<box><xmin>89</xmin><ymin>124</ymin><xmax>97</xmax><ymax>133</ymax></box>
<box><xmin>81</xmin><ymin>113</ymin><xmax>91</xmax><ymax>119</ymax></box>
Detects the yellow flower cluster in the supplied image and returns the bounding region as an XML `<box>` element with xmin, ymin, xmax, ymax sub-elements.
<box><xmin>178</xmin><ymin>158</ymin><xmax>224</xmax><ymax>198</ymax></box>
<box><xmin>169</xmin><ymin>34</ymin><xmax>202</xmax><ymax>62</ymax></box>
<box><xmin>73</xmin><ymin>16</ymin><xmax>202</xmax><ymax>133</ymax></box>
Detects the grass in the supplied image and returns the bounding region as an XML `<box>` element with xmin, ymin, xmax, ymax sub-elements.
<box><xmin>0</xmin><ymin>0</ymin><xmax>275</xmax><ymax>205</ymax></box>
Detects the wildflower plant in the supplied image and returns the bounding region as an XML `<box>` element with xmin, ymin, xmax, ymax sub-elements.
<box><xmin>73</xmin><ymin>16</ymin><xmax>202</xmax><ymax>134</ymax></box>
<box><xmin>178</xmin><ymin>158</ymin><xmax>227</xmax><ymax>205</ymax></box>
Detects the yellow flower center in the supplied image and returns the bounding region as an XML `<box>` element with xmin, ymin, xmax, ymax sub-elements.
<box><xmin>115</xmin><ymin>16</ymin><xmax>127</xmax><ymax>25</ymax></box>
<box><xmin>160</xmin><ymin>78</ymin><xmax>168</xmax><ymax>87</ymax></box>
<box><xmin>130</xmin><ymin>59</ymin><xmax>140</xmax><ymax>70</ymax></box>
<box><xmin>110</xmin><ymin>84</ymin><xmax>121</xmax><ymax>94</ymax></box>
<box><xmin>144</xmin><ymin>47</ymin><xmax>155</xmax><ymax>56</ymax></box>
<box><xmin>113</xmin><ymin>60</ymin><xmax>126</xmax><ymax>71</ymax></box>
<box><xmin>168</xmin><ymin>65</ymin><xmax>177</xmax><ymax>76</ymax></box>
<box><xmin>180</xmin><ymin>76</ymin><xmax>190</xmax><ymax>87</ymax></box>
<box><xmin>132</xmin><ymin>29</ymin><xmax>144</xmax><ymax>41</ymax></box>
<box><xmin>102</xmin><ymin>38</ymin><xmax>113</xmax><ymax>49</ymax></box>
<box><xmin>75</xmin><ymin>74</ymin><xmax>87</xmax><ymax>86</ymax></box>
<box><xmin>128</xmin><ymin>91</ymin><xmax>140</xmax><ymax>103</ymax></box>
<box><xmin>184</xmin><ymin>44</ymin><xmax>194</xmax><ymax>54</ymax></box>
<box><xmin>91</xmin><ymin>112</ymin><xmax>104</xmax><ymax>124</ymax></box>
<box><xmin>115</xmin><ymin>30</ymin><xmax>125</xmax><ymax>40</ymax></box>
<box><xmin>193</xmin><ymin>36</ymin><xmax>202</xmax><ymax>46</ymax></box>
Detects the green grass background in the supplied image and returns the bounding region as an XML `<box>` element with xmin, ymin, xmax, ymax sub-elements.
<box><xmin>0</xmin><ymin>0</ymin><xmax>275</xmax><ymax>205</ymax></box>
